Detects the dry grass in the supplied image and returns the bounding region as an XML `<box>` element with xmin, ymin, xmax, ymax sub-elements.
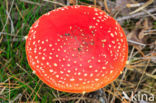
<box><xmin>0</xmin><ymin>0</ymin><xmax>156</xmax><ymax>103</ymax></box>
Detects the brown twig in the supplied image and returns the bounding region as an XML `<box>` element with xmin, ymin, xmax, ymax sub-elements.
<box><xmin>116</xmin><ymin>8</ymin><xmax>156</xmax><ymax>21</ymax></box>
<box><xmin>104</xmin><ymin>0</ymin><xmax>110</xmax><ymax>13</ymax></box>
<box><xmin>130</xmin><ymin>0</ymin><xmax>154</xmax><ymax>14</ymax></box>
<box><xmin>43</xmin><ymin>0</ymin><xmax>65</xmax><ymax>6</ymax></box>
<box><xmin>20</xmin><ymin>0</ymin><xmax>43</xmax><ymax>6</ymax></box>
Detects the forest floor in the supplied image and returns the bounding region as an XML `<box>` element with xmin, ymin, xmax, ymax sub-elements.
<box><xmin>0</xmin><ymin>0</ymin><xmax>156</xmax><ymax>103</ymax></box>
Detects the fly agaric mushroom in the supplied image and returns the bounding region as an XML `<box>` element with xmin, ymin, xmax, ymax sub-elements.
<box><xmin>26</xmin><ymin>5</ymin><xmax>128</xmax><ymax>93</ymax></box>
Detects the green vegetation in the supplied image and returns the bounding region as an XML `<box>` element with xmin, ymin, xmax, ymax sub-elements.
<box><xmin>0</xmin><ymin>0</ymin><xmax>155</xmax><ymax>103</ymax></box>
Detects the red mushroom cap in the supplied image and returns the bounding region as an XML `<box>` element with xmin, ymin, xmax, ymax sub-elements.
<box><xmin>26</xmin><ymin>5</ymin><xmax>128</xmax><ymax>93</ymax></box>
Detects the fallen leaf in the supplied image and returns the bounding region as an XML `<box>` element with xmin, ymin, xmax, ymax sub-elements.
<box><xmin>127</xmin><ymin>18</ymin><xmax>152</xmax><ymax>49</ymax></box>
<box><xmin>70</xmin><ymin>0</ymin><xmax>76</xmax><ymax>5</ymax></box>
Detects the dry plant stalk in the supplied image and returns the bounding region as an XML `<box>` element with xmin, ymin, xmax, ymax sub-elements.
<box><xmin>130</xmin><ymin>0</ymin><xmax>154</xmax><ymax>14</ymax></box>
